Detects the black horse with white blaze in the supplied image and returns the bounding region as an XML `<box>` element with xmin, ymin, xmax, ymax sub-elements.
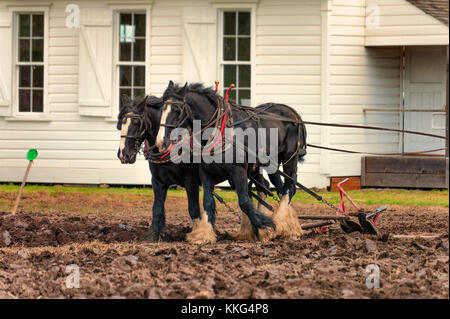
<box><xmin>155</xmin><ymin>81</ymin><xmax>307</xmax><ymax>241</ymax></box>
<box><xmin>117</xmin><ymin>95</ymin><xmax>202</xmax><ymax>242</ymax></box>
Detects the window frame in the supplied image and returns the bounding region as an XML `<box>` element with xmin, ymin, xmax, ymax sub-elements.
<box><xmin>216</xmin><ymin>5</ymin><xmax>256</xmax><ymax>107</ymax></box>
<box><xmin>112</xmin><ymin>6</ymin><xmax>151</xmax><ymax>117</ymax></box>
<box><xmin>10</xmin><ymin>7</ymin><xmax>49</xmax><ymax>119</ymax></box>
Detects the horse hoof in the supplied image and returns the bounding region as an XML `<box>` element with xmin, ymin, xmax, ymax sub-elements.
<box><xmin>186</xmin><ymin>232</ymin><xmax>217</xmax><ymax>244</ymax></box>
<box><xmin>257</xmin><ymin>227</ymin><xmax>276</xmax><ymax>242</ymax></box>
<box><xmin>272</xmin><ymin>195</ymin><xmax>303</xmax><ymax>240</ymax></box>
<box><xmin>230</xmin><ymin>231</ymin><xmax>257</xmax><ymax>241</ymax></box>
<box><xmin>186</xmin><ymin>212</ymin><xmax>217</xmax><ymax>244</ymax></box>
<box><xmin>144</xmin><ymin>230</ymin><xmax>159</xmax><ymax>243</ymax></box>
<box><xmin>232</xmin><ymin>212</ymin><xmax>257</xmax><ymax>241</ymax></box>
<box><xmin>186</xmin><ymin>226</ymin><xmax>217</xmax><ymax>244</ymax></box>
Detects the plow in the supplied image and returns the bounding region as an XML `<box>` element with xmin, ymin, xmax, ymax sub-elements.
<box><xmin>245</xmin><ymin>176</ymin><xmax>389</xmax><ymax>240</ymax></box>
<box><xmin>292</xmin><ymin>177</ymin><xmax>388</xmax><ymax>238</ymax></box>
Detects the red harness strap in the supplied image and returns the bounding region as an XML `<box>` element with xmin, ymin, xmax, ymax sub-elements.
<box><xmin>157</xmin><ymin>81</ymin><xmax>233</xmax><ymax>159</ymax></box>
<box><xmin>159</xmin><ymin>144</ymin><xmax>173</xmax><ymax>159</ymax></box>
<box><xmin>214</xmin><ymin>80</ymin><xmax>219</xmax><ymax>93</ymax></box>
<box><xmin>205</xmin><ymin>83</ymin><xmax>234</xmax><ymax>152</ymax></box>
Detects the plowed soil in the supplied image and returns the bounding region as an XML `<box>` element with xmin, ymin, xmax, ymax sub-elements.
<box><xmin>0</xmin><ymin>194</ymin><xmax>448</xmax><ymax>299</ymax></box>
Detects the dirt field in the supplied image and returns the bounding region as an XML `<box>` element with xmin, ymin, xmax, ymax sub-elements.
<box><xmin>0</xmin><ymin>190</ymin><xmax>448</xmax><ymax>299</ymax></box>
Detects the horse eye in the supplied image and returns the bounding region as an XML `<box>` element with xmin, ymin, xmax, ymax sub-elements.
<box><xmin>122</xmin><ymin>118</ymin><xmax>127</xmax><ymax>124</ymax></box>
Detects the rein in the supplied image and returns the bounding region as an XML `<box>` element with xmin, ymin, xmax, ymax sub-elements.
<box><xmin>307</xmin><ymin>144</ymin><xmax>446</xmax><ymax>157</ymax></box>
<box><xmin>230</xmin><ymin>103</ymin><xmax>447</xmax><ymax>140</ymax></box>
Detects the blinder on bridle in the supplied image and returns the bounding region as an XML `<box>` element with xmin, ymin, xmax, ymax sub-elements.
<box><xmin>120</xmin><ymin>112</ymin><xmax>148</xmax><ymax>151</ymax></box>
<box><xmin>159</xmin><ymin>100</ymin><xmax>192</xmax><ymax>130</ymax></box>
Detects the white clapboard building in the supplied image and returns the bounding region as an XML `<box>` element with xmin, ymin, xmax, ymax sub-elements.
<box><xmin>0</xmin><ymin>0</ymin><xmax>448</xmax><ymax>188</ymax></box>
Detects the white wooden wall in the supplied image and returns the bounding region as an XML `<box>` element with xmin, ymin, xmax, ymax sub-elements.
<box><xmin>365</xmin><ymin>0</ymin><xmax>449</xmax><ymax>46</ymax></box>
<box><xmin>254</xmin><ymin>0</ymin><xmax>326</xmax><ymax>187</ymax></box>
<box><xmin>0</xmin><ymin>1</ymin><xmax>151</xmax><ymax>185</ymax></box>
<box><xmin>327</xmin><ymin>0</ymin><xmax>402</xmax><ymax>177</ymax></box>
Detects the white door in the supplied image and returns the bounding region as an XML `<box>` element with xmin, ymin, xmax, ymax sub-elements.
<box><xmin>404</xmin><ymin>46</ymin><xmax>447</xmax><ymax>154</ymax></box>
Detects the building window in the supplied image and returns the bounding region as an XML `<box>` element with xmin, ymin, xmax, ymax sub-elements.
<box><xmin>17</xmin><ymin>13</ymin><xmax>44</xmax><ymax>113</ymax></box>
<box><xmin>117</xmin><ymin>12</ymin><xmax>146</xmax><ymax>108</ymax></box>
<box><xmin>221</xmin><ymin>11</ymin><xmax>251</xmax><ymax>106</ymax></box>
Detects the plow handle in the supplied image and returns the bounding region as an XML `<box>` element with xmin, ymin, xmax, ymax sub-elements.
<box><xmin>301</xmin><ymin>221</ymin><xmax>333</xmax><ymax>230</ymax></box>
<box><xmin>277</xmin><ymin>170</ymin><xmax>323</xmax><ymax>201</ymax></box>
<box><xmin>248</xmin><ymin>176</ymin><xmax>274</xmax><ymax>198</ymax></box>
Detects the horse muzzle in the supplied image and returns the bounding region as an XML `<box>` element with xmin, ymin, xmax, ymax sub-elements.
<box><xmin>122</xmin><ymin>154</ymin><xmax>136</xmax><ymax>164</ymax></box>
<box><xmin>118</xmin><ymin>149</ymin><xmax>137</xmax><ymax>164</ymax></box>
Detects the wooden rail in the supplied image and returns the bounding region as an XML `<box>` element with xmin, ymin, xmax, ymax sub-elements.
<box><xmin>363</xmin><ymin>108</ymin><xmax>446</xmax><ymax>113</ymax></box>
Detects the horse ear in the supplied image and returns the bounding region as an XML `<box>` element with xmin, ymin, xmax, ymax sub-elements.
<box><xmin>121</xmin><ymin>94</ymin><xmax>130</xmax><ymax>108</ymax></box>
<box><xmin>179</xmin><ymin>82</ymin><xmax>188</xmax><ymax>96</ymax></box>
<box><xmin>135</xmin><ymin>96</ymin><xmax>147</xmax><ymax>112</ymax></box>
<box><xmin>168</xmin><ymin>80</ymin><xmax>174</xmax><ymax>89</ymax></box>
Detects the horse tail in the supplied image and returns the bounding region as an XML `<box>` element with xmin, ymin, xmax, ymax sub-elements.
<box><xmin>296</xmin><ymin>113</ymin><xmax>307</xmax><ymax>163</ymax></box>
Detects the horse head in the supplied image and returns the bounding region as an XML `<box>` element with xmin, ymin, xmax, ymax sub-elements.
<box><xmin>117</xmin><ymin>94</ymin><xmax>159</xmax><ymax>164</ymax></box>
<box><xmin>155</xmin><ymin>81</ymin><xmax>220</xmax><ymax>153</ymax></box>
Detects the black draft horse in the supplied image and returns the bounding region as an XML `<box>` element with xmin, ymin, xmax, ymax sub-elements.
<box><xmin>117</xmin><ymin>94</ymin><xmax>274</xmax><ymax>243</ymax></box>
<box><xmin>155</xmin><ymin>81</ymin><xmax>307</xmax><ymax>241</ymax></box>
<box><xmin>117</xmin><ymin>94</ymin><xmax>205</xmax><ymax>243</ymax></box>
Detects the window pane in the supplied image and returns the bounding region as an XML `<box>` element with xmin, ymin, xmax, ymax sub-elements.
<box><xmin>32</xmin><ymin>90</ymin><xmax>44</xmax><ymax>112</ymax></box>
<box><xmin>134</xmin><ymin>66</ymin><xmax>145</xmax><ymax>87</ymax></box>
<box><xmin>238</xmin><ymin>65</ymin><xmax>251</xmax><ymax>88</ymax></box>
<box><xmin>19</xmin><ymin>89</ymin><xmax>31</xmax><ymax>112</ymax></box>
<box><xmin>134</xmin><ymin>14</ymin><xmax>146</xmax><ymax>37</ymax></box>
<box><xmin>19</xmin><ymin>39</ymin><xmax>30</xmax><ymax>62</ymax></box>
<box><xmin>133</xmin><ymin>88</ymin><xmax>145</xmax><ymax>98</ymax></box>
<box><xmin>120</xmin><ymin>13</ymin><xmax>132</xmax><ymax>26</ymax></box>
<box><xmin>238</xmin><ymin>37</ymin><xmax>250</xmax><ymax>61</ymax></box>
<box><xmin>224</xmin><ymin>65</ymin><xmax>236</xmax><ymax>87</ymax></box>
<box><xmin>33</xmin><ymin>66</ymin><xmax>43</xmax><ymax>88</ymax></box>
<box><xmin>19</xmin><ymin>66</ymin><xmax>31</xmax><ymax>87</ymax></box>
<box><xmin>239</xmin><ymin>89</ymin><xmax>250</xmax><ymax>106</ymax></box>
<box><xmin>119</xmin><ymin>66</ymin><xmax>132</xmax><ymax>86</ymax></box>
<box><xmin>120</xmin><ymin>88</ymin><xmax>131</xmax><ymax>108</ymax></box>
<box><xmin>224</xmin><ymin>89</ymin><xmax>236</xmax><ymax>102</ymax></box>
<box><xmin>119</xmin><ymin>14</ymin><xmax>134</xmax><ymax>41</ymax></box>
<box><xmin>19</xmin><ymin>14</ymin><xmax>30</xmax><ymax>37</ymax></box>
<box><xmin>238</xmin><ymin>12</ymin><xmax>250</xmax><ymax>35</ymax></box>
<box><xmin>119</xmin><ymin>42</ymin><xmax>131</xmax><ymax>61</ymax></box>
<box><xmin>32</xmin><ymin>39</ymin><xmax>44</xmax><ymax>61</ymax></box>
<box><xmin>133</xmin><ymin>39</ymin><xmax>145</xmax><ymax>61</ymax></box>
<box><xmin>224</xmin><ymin>12</ymin><xmax>236</xmax><ymax>35</ymax></box>
<box><xmin>32</xmin><ymin>14</ymin><xmax>44</xmax><ymax>37</ymax></box>
<box><xmin>119</xmin><ymin>26</ymin><xmax>134</xmax><ymax>41</ymax></box>
<box><xmin>223</xmin><ymin>37</ymin><xmax>235</xmax><ymax>61</ymax></box>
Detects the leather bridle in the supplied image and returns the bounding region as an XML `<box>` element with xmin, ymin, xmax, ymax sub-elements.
<box><xmin>158</xmin><ymin>100</ymin><xmax>192</xmax><ymax>130</ymax></box>
<box><xmin>120</xmin><ymin>112</ymin><xmax>148</xmax><ymax>151</ymax></box>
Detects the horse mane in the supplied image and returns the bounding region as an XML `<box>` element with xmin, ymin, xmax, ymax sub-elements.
<box><xmin>118</xmin><ymin>95</ymin><xmax>163</xmax><ymax>119</ymax></box>
<box><xmin>145</xmin><ymin>95</ymin><xmax>164</xmax><ymax>109</ymax></box>
<box><xmin>163</xmin><ymin>82</ymin><xmax>219</xmax><ymax>106</ymax></box>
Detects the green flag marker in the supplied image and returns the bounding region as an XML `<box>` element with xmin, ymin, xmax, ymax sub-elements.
<box><xmin>27</xmin><ymin>149</ymin><xmax>38</xmax><ymax>161</ymax></box>
<box><xmin>12</xmin><ymin>149</ymin><xmax>39</xmax><ymax>214</ymax></box>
